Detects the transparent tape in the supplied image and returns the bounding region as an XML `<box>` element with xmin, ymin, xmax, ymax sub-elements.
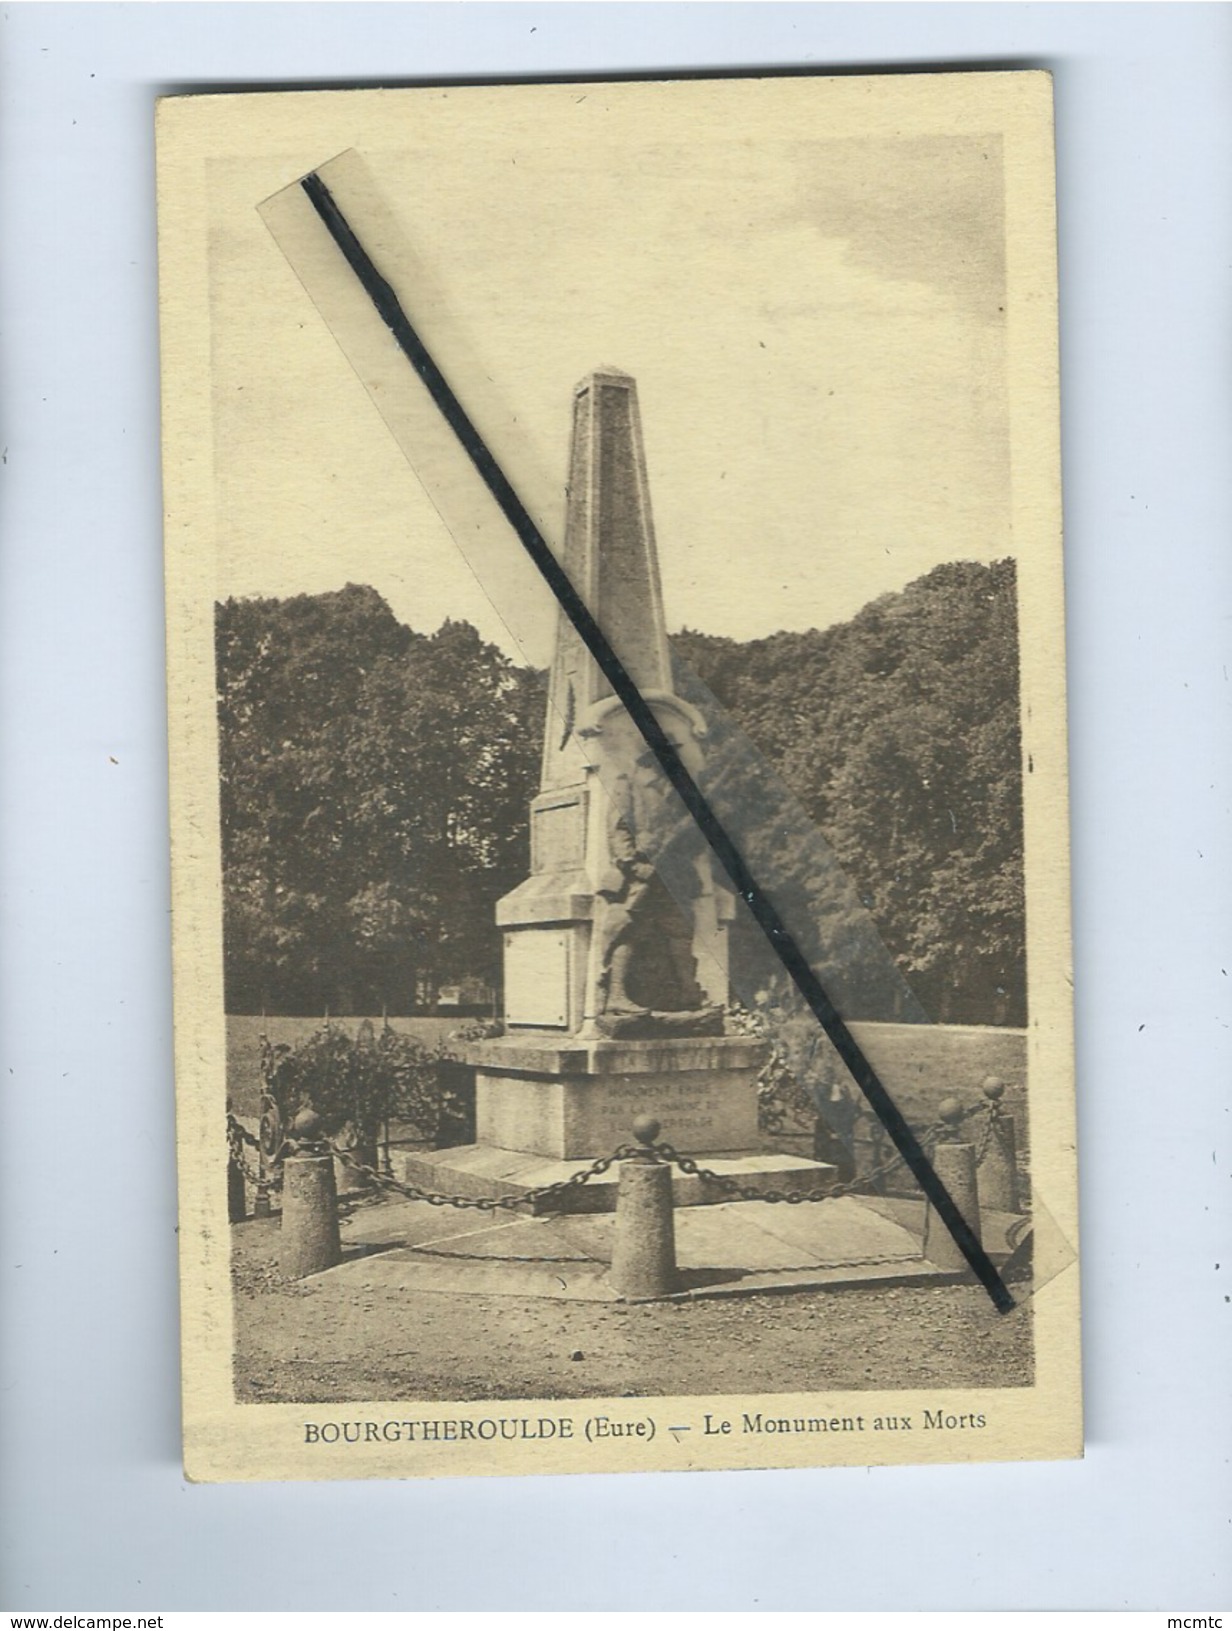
<box><xmin>258</xmin><ymin>150</ymin><xmax>1075</xmax><ymax>1301</ymax></box>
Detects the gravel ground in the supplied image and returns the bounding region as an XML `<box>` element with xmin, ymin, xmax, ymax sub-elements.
<box><xmin>232</xmin><ymin>1216</ymin><xmax>1034</xmax><ymax>1403</ymax></box>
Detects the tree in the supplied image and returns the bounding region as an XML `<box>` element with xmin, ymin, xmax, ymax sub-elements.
<box><xmin>675</xmin><ymin>559</ymin><xmax>1025</xmax><ymax>1024</ymax></box>
<box><xmin>216</xmin><ymin>587</ymin><xmax>543</xmax><ymax>1013</ymax></box>
<box><xmin>217</xmin><ymin>561</ymin><xmax>1024</xmax><ymax>1025</ymax></box>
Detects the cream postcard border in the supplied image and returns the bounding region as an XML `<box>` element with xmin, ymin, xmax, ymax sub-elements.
<box><xmin>157</xmin><ymin>72</ymin><xmax>1079</xmax><ymax>1483</ymax></box>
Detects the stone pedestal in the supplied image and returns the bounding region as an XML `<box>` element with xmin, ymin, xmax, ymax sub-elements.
<box><xmin>404</xmin><ymin>1026</ymin><xmax>834</xmax><ymax>1216</ymax></box>
<box><xmin>395</xmin><ymin>1144</ymin><xmax>833</xmax><ymax>1215</ymax></box>
<box><xmin>407</xmin><ymin>367</ymin><xmax>833</xmax><ymax>1216</ymax></box>
<box><xmin>469</xmin><ymin>1034</ymin><xmax>763</xmax><ymax>1160</ymax></box>
<box><xmin>496</xmin><ymin>371</ymin><xmax>736</xmax><ymax>1042</ymax></box>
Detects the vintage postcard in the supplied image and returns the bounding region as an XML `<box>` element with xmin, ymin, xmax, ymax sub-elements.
<box><xmin>158</xmin><ymin>72</ymin><xmax>1080</xmax><ymax>1482</ymax></box>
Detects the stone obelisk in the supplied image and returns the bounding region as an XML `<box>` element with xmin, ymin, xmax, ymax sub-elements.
<box><xmin>505</xmin><ymin>368</ymin><xmax>733</xmax><ymax>1042</ymax></box>
<box><xmin>401</xmin><ymin>371</ymin><xmax>831</xmax><ymax>1209</ymax></box>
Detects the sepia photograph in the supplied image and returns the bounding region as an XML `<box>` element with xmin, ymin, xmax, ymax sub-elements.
<box><xmin>10</xmin><ymin>0</ymin><xmax>1231</xmax><ymax>1610</ymax></box>
<box><xmin>158</xmin><ymin>71</ymin><xmax>1079</xmax><ymax>1480</ymax></box>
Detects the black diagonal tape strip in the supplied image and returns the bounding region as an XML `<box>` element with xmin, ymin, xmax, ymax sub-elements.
<box><xmin>300</xmin><ymin>169</ymin><xmax>1014</xmax><ymax>1312</ymax></box>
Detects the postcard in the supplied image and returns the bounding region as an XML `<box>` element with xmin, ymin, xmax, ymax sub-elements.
<box><xmin>158</xmin><ymin>71</ymin><xmax>1079</xmax><ymax>1481</ymax></box>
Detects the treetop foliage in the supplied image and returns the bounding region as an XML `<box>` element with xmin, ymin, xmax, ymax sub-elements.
<box><xmin>217</xmin><ymin>584</ymin><xmax>543</xmax><ymax>1015</ymax></box>
<box><xmin>674</xmin><ymin>557</ymin><xmax>1024</xmax><ymax>1024</ymax></box>
<box><xmin>217</xmin><ymin>560</ymin><xmax>1025</xmax><ymax>1025</ymax></box>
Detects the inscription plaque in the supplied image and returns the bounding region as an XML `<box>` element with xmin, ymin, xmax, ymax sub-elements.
<box><xmin>531</xmin><ymin>797</ymin><xmax>585</xmax><ymax>873</ymax></box>
<box><xmin>504</xmin><ymin>930</ymin><xmax>570</xmax><ymax>1028</ymax></box>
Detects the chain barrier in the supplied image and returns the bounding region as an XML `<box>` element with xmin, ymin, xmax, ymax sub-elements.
<box><xmin>226</xmin><ymin>1114</ymin><xmax>632</xmax><ymax>1213</ymax></box>
<box><xmin>227</xmin><ymin>1116</ymin><xmax>966</xmax><ymax>1275</ymax></box>
<box><xmin>234</xmin><ymin>1148</ymin><xmax>267</xmax><ymax>1189</ymax></box>
<box><xmin>226</xmin><ymin>1112</ymin><xmax>261</xmax><ymax>1151</ymax></box>
<box><xmin>321</xmin><ymin>1132</ymin><xmax>949</xmax><ymax>1213</ymax></box>
<box><xmin>227</xmin><ymin>1114</ymin><xmax>272</xmax><ymax>1190</ymax></box>
<box><xmin>227</xmin><ymin>1098</ymin><xmax>1002</xmax><ymax>1216</ymax></box>
<box><xmin>226</xmin><ymin>1104</ymin><xmax>1025</xmax><ymax>1291</ymax></box>
<box><xmin>651</xmin><ymin>1142</ymin><xmax>850</xmax><ymax>1204</ymax></box>
<box><xmin>647</xmin><ymin>1110</ymin><xmax>971</xmax><ymax>1205</ymax></box>
<box><xmin>842</xmin><ymin>1098</ymin><xmax>987</xmax><ymax>1197</ymax></box>
<box><xmin>972</xmin><ymin>1103</ymin><xmax>1000</xmax><ymax>1168</ymax></box>
<box><xmin>325</xmin><ymin>1140</ymin><xmax>640</xmax><ymax>1212</ymax></box>
<box><xmin>846</xmin><ymin>1127</ymin><xmax>949</xmax><ymax>1195</ymax></box>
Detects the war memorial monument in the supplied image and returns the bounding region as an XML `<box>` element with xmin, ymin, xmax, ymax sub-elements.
<box><xmin>399</xmin><ymin>369</ymin><xmax>833</xmax><ymax>1211</ymax></box>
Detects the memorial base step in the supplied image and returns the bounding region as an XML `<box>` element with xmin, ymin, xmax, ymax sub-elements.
<box><xmin>392</xmin><ymin>1143</ymin><xmax>835</xmax><ymax>1215</ymax></box>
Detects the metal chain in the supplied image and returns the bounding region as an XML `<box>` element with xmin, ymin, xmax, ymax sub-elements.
<box><xmin>844</xmin><ymin>1130</ymin><xmax>944</xmax><ymax>1195</ymax></box>
<box><xmin>233</xmin><ymin>1148</ymin><xmax>268</xmax><ymax>1188</ymax></box>
<box><xmin>812</xmin><ymin>1099</ymin><xmax>986</xmax><ymax>1198</ymax></box>
<box><xmin>226</xmin><ymin>1116</ymin><xmax>630</xmax><ymax>1213</ymax></box>
<box><xmin>647</xmin><ymin>1120</ymin><xmax>957</xmax><ymax>1205</ymax></box>
<box><xmin>226</xmin><ymin>1115</ymin><xmax>272</xmax><ymax>1189</ymax></box>
<box><xmin>652</xmin><ymin>1143</ymin><xmax>821</xmax><ymax>1204</ymax></box>
<box><xmin>972</xmin><ymin>1104</ymin><xmax>1000</xmax><ymax>1167</ymax></box>
<box><xmin>226</xmin><ymin>1118</ymin><xmax>951</xmax><ymax>1279</ymax></box>
<box><xmin>226</xmin><ymin>1112</ymin><xmax>261</xmax><ymax>1151</ymax></box>
<box><xmin>227</xmin><ymin>1100</ymin><xmax>997</xmax><ymax>1216</ymax></box>
<box><xmin>325</xmin><ymin>1140</ymin><xmax>640</xmax><ymax>1212</ymax></box>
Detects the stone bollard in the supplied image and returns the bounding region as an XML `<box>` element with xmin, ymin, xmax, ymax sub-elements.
<box><xmin>976</xmin><ymin>1076</ymin><xmax>1021</xmax><ymax>1215</ymax></box>
<box><xmin>280</xmin><ymin>1108</ymin><xmax>342</xmax><ymax>1279</ymax></box>
<box><xmin>609</xmin><ymin>1117</ymin><xmax>678</xmax><ymax>1301</ymax></box>
<box><xmin>922</xmin><ymin>1100</ymin><xmax>982</xmax><ymax>1273</ymax></box>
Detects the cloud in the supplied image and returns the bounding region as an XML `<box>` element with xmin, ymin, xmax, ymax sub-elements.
<box><xmin>790</xmin><ymin>135</ymin><xmax>1007</xmax><ymax>324</ymax></box>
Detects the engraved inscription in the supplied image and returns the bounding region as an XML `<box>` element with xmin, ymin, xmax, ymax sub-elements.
<box><xmin>570</xmin><ymin>1073</ymin><xmax>759</xmax><ymax>1155</ymax></box>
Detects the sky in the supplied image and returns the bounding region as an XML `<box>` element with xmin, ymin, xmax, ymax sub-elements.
<box><xmin>209</xmin><ymin>85</ymin><xmax>1010</xmax><ymax>669</ymax></box>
